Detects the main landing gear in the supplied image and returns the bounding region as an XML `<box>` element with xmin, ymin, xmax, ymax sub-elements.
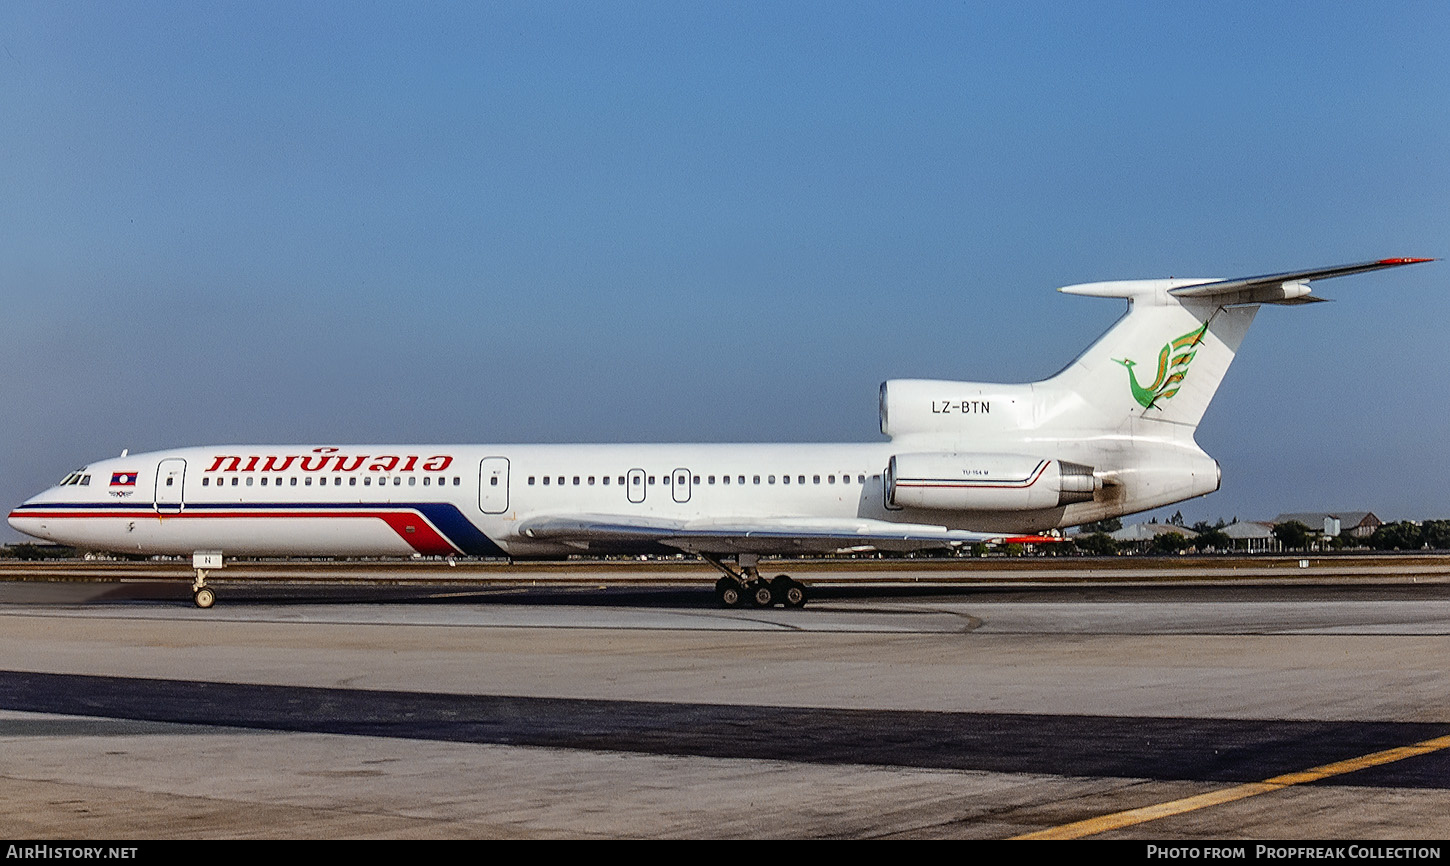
<box><xmin>703</xmin><ymin>554</ymin><xmax>809</xmax><ymax>609</ymax></box>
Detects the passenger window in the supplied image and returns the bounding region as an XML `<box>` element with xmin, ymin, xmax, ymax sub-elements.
<box><xmin>813</xmin><ymin>475</ymin><xmax>820</xmax><ymax>484</ymax></box>
<box><xmin>753</xmin><ymin>476</ymin><xmax>760</xmax><ymax>484</ymax></box>
<box><xmin>490</xmin><ymin>477</ymin><xmax>498</xmax><ymax>486</ymax></box>
<box><xmin>588</xmin><ymin>477</ymin><xmax>595</xmax><ymax>485</ymax></box>
<box><xmin>350</xmin><ymin>477</ymin><xmax>356</xmax><ymax>486</ymax></box>
<box><xmin>768</xmin><ymin>475</ymin><xmax>775</xmax><ymax>484</ymax></box>
<box><xmin>528</xmin><ymin>477</ymin><xmax>535</xmax><ymax>485</ymax></box>
<box><xmin>202</xmin><ymin>478</ymin><xmax>209</xmax><ymax>486</ymax></box>
<box><xmin>782</xmin><ymin>475</ymin><xmax>789</xmax><ymax>485</ymax></box>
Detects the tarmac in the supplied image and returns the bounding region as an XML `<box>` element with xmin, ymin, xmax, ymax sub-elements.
<box><xmin>1</xmin><ymin>556</ymin><xmax>1448</xmax><ymax>839</ymax></box>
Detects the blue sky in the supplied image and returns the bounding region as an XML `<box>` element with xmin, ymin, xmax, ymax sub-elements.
<box><xmin>2</xmin><ymin>1</ymin><xmax>1446</xmax><ymax>538</ymax></box>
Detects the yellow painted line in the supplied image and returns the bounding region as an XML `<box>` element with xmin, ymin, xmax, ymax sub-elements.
<box><xmin>1013</xmin><ymin>733</ymin><xmax>1450</xmax><ymax>840</ymax></box>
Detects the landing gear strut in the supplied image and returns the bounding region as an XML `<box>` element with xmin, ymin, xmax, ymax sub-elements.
<box><xmin>703</xmin><ymin>554</ymin><xmax>809</xmax><ymax>609</ymax></box>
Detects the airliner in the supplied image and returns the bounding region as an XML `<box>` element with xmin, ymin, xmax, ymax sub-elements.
<box><xmin>9</xmin><ymin>258</ymin><xmax>1431</xmax><ymax>609</ymax></box>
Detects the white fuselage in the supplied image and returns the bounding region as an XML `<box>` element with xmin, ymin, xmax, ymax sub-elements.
<box><xmin>7</xmin><ymin>435</ymin><xmax>1216</xmax><ymax>559</ymax></box>
<box><xmin>8</xmin><ymin>442</ymin><xmax>904</xmax><ymax>557</ymax></box>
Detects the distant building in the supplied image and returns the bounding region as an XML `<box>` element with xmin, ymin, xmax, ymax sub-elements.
<box><xmin>1272</xmin><ymin>512</ymin><xmax>1382</xmax><ymax>539</ymax></box>
<box><xmin>1110</xmin><ymin>522</ymin><xmax>1198</xmax><ymax>550</ymax></box>
<box><xmin>1110</xmin><ymin>522</ymin><xmax>1197</xmax><ymax>542</ymax></box>
<box><xmin>1222</xmin><ymin>520</ymin><xmax>1279</xmax><ymax>552</ymax></box>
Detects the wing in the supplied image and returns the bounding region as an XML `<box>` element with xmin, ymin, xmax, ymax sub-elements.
<box><xmin>517</xmin><ymin>513</ymin><xmax>1057</xmax><ymax>555</ymax></box>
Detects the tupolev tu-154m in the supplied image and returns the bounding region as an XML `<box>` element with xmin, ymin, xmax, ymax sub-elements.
<box><xmin>9</xmin><ymin>257</ymin><xmax>1432</xmax><ymax>608</ymax></box>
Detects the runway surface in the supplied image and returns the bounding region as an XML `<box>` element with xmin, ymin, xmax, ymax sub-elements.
<box><xmin>1</xmin><ymin>560</ymin><xmax>1448</xmax><ymax>839</ymax></box>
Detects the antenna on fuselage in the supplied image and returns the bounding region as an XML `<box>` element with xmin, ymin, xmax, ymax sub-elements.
<box><xmin>120</xmin><ymin>449</ymin><xmax>128</xmax><ymax>457</ymax></box>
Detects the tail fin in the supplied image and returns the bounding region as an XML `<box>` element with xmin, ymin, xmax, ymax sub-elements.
<box><xmin>1043</xmin><ymin>258</ymin><xmax>1431</xmax><ymax>433</ymax></box>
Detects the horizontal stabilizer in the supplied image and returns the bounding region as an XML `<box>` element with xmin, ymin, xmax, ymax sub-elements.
<box><xmin>1058</xmin><ymin>257</ymin><xmax>1432</xmax><ymax>307</ymax></box>
<box><xmin>1168</xmin><ymin>257</ymin><xmax>1432</xmax><ymax>305</ymax></box>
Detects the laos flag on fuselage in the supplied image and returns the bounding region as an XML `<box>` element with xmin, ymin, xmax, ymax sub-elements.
<box><xmin>111</xmin><ymin>472</ymin><xmax>138</xmax><ymax>487</ymax></box>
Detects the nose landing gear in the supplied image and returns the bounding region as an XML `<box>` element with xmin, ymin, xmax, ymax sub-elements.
<box><xmin>191</xmin><ymin>551</ymin><xmax>223</xmax><ymax>609</ymax></box>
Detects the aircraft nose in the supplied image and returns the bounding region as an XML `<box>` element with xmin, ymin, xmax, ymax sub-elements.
<box><xmin>8</xmin><ymin>495</ymin><xmax>50</xmax><ymax>540</ymax></box>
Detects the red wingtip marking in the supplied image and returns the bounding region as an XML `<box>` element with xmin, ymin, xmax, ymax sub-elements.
<box><xmin>1378</xmin><ymin>257</ymin><xmax>1435</xmax><ymax>264</ymax></box>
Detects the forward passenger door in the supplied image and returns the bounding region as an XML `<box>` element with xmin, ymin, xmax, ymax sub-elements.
<box><xmin>154</xmin><ymin>459</ymin><xmax>186</xmax><ymax>515</ymax></box>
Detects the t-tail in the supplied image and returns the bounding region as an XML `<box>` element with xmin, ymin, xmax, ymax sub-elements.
<box><xmin>877</xmin><ymin>258</ymin><xmax>1432</xmax><ymax>527</ymax></box>
<box><xmin>1045</xmin><ymin>258</ymin><xmax>1432</xmax><ymax>433</ymax></box>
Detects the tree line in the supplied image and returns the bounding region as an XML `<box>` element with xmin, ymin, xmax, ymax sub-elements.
<box><xmin>1065</xmin><ymin>518</ymin><xmax>1450</xmax><ymax>555</ymax></box>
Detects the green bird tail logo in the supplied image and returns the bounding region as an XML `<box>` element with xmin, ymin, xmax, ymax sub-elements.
<box><xmin>1113</xmin><ymin>323</ymin><xmax>1208</xmax><ymax>410</ymax></box>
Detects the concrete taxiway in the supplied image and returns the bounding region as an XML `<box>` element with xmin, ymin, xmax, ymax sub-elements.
<box><xmin>1</xmin><ymin>557</ymin><xmax>1448</xmax><ymax>839</ymax></box>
